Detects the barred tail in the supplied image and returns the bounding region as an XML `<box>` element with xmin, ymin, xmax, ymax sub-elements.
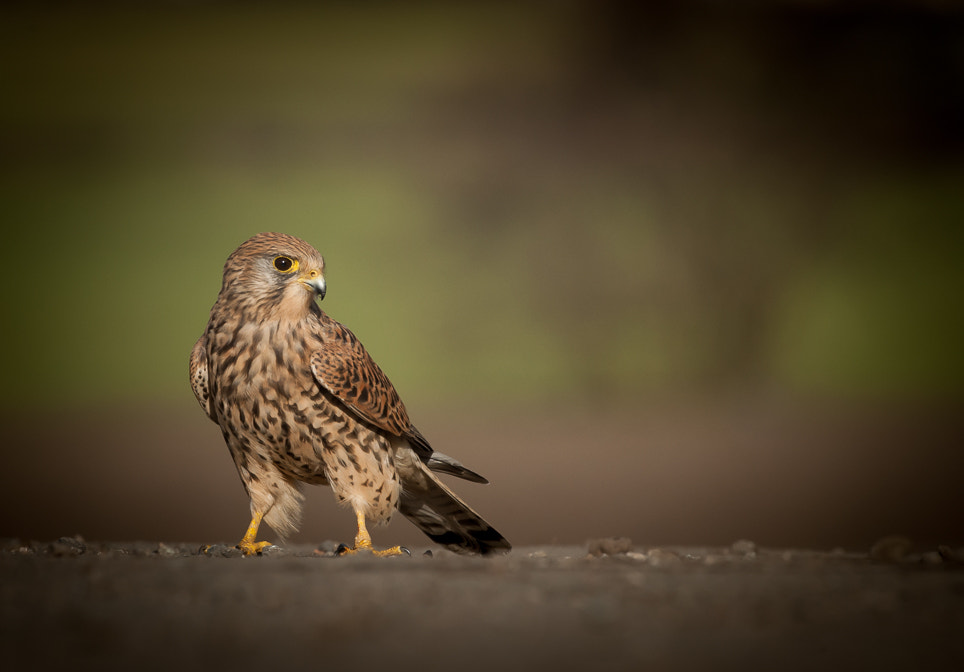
<box><xmin>396</xmin><ymin>450</ymin><xmax>510</xmax><ymax>556</ymax></box>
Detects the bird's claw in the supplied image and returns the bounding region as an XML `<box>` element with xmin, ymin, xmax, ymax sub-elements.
<box><xmin>237</xmin><ymin>539</ymin><xmax>276</xmax><ymax>556</ymax></box>
<box><xmin>337</xmin><ymin>541</ymin><xmax>411</xmax><ymax>557</ymax></box>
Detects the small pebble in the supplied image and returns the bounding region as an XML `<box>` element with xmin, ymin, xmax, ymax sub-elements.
<box><xmin>937</xmin><ymin>545</ymin><xmax>961</xmax><ymax>563</ymax></box>
<box><xmin>198</xmin><ymin>544</ymin><xmax>242</xmax><ymax>558</ymax></box>
<box><xmin>729</xmin><ymin>539</ymin><xmax>757</xmax><ymax>557</ymax></box>
<box><xmin>587</xmin><ymin>537</ymin><xmax>633</xmax><ymax>557</ymax></box>
<box><xmin>48</xmin><ymin>535</ymin><xmax>87</xmax><ymax>557</ymax></box>
<box><xmin>870</xmin><ymin>536</ymin><xmax>914</xmax><ymax>563</ymax></box>
<box><xmin>645</xmin><ymin>548</ymin><xmax>681</xmax><ymax>567</ymax></box>
<box><xmin>154</xmin><ymin>542</ymin><xmax>179</xmax><ymax>557</ymax></box>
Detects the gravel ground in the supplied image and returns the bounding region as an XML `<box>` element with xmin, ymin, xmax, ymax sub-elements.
<box><xmin>3</xmin><ymin>537</ymin><xmax>963</xmax><ymax>672</ymax></box>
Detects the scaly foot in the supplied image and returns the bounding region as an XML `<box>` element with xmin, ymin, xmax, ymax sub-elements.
<box><xmin>337</xmin><ymin>539</ymin><xmax>410</xmax><ymax>557</ymax></box>
<box><xmin>232</xmin><ymin>510</ymin><xmax>275</xmax><ymax>556</ymax></box>
<box><xmin>237</xmin><ymin>539</ymin><xmax>274</xmax><ymax>556</ymax></box>
<box><xmin>338</xmin><ymin>511</ymin><xmax>410</xmax><ymax>557</ymax></box>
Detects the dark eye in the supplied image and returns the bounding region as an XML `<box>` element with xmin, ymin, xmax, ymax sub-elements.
<box><xmin>273</xmin><ymin>256</ymin><xmax>296</xmax><ymax>272</ymax></box>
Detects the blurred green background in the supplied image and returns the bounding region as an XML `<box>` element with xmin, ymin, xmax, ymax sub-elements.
<box><xmin>1</xmin><ymin>1</ymin><xmax>962</xmax><ymax>549</ymax></box>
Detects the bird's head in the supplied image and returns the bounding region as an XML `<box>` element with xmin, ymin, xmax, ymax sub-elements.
<box><xmin>219</xmin><ymin>232</ymin><xmax>327</xmax><ymax>321</ymax></box>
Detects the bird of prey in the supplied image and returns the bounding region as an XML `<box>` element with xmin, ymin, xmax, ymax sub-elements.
<box><xmin>189</xmin><ymin>232</ymin><xmax>510</xmax><ymax>556</ymax></box>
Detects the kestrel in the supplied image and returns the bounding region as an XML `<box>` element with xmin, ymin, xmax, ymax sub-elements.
<box><xmin>190</xmin><ymin>232</ymin><xmax>510</xmax><ymax>556</ymax></box>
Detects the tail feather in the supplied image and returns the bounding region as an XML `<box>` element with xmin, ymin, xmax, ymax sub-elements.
<box><xmin>425</xmin><ymin>451</ymin><xmax>489</xmax><ymax>484</ymax></box>
<box><xmin>395</xmin><ymin>449</ymin><xmax>510</xmax><ymax>556</ymax></box>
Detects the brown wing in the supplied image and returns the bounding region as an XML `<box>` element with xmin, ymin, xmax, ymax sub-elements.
<box><xmin>189</xmin><ymin>336</ymin><xmax>216</xmax><ymax>421</ymax></box>
<box><xmin>309</xmin><ymin>318</ymin><xmax>488</xmax><ymax>477</ymax></box>
<box><xmin>309</xmin><ymin>319</ymin><xmax>413</xmax><ymax>438</ymax></box>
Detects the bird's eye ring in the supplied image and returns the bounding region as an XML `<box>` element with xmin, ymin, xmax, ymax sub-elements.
<box><xmin>273</xmin><ymin>256</ymin><xmax>298</xmax><ymax>273</ymax></box>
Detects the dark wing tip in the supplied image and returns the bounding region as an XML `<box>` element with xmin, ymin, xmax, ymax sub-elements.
<box><xmin>425</xmin><ymin>452</ymin><xmax>490</xmax><ymax>484</ymax></box>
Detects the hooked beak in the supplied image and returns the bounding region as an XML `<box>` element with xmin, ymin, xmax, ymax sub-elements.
<box><xmin>300</xmin><ymin>268</ymin><xmax>326</xmax><ymax>300</ymax></box>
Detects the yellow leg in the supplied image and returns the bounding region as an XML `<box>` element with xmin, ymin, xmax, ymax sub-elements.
<box><xmin>338</xmin><ymin>510</ymin><xmax>408</xmax><ymax>557</ymax></box>
<box><xmin>236</xmin><ymin>510</ymin><xmax>274</xmax><ymax>556</ymax></box>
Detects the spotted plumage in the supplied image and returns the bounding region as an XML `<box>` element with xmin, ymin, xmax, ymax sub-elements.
<box><xmin>190</xmin><ymin>232</ymin><xmax>510</xmax><ymax>556</ymax></box>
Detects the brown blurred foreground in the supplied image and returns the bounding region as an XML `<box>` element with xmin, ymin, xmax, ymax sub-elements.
<box><xmin>3</xmin><ymin>539</ymin><xmax>962</xmax><ymax>672</ymax></box>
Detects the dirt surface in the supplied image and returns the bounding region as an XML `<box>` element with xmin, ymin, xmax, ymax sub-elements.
<box><xmin>3</xmin><ymin>537</ymin><xmax>962</xmax><ymax>672</ymax></box>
